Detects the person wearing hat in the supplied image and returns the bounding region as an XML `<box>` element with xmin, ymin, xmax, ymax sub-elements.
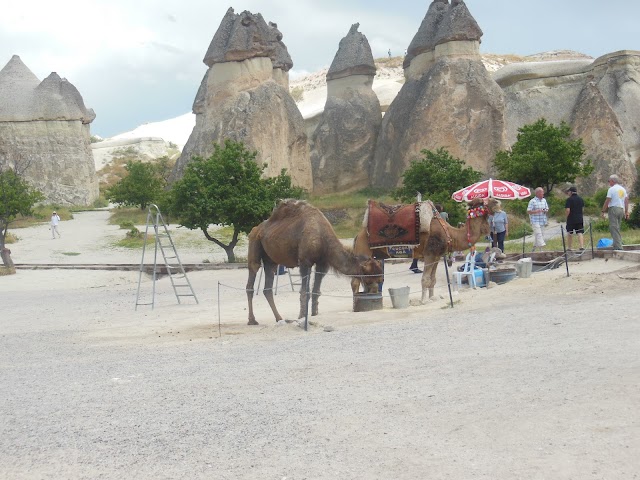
<box><xmin>50</xmin><ymin>211</ymin><xmax>61</xmax><ymax>239</ymax></box>
<box><xmin>601</xmin><ymin>174</ymin><xmax>629</xmax><ymax>250</ymax></box>
<box><xmin>565</xmin><ymin>186</ymin><xmax>584</xmax><ymax>250</ymax></box>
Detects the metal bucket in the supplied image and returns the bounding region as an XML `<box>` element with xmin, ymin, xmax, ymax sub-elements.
<box><xmin>388</xmin><ymin>286</ymin><xmax>410</xmax><ymax>309</ymax></box>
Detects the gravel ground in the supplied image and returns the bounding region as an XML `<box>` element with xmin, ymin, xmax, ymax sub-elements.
<box><xmin>1</xmin><ymin>211</ymin><xmax>639</xmax><ymax>479</ymax></box>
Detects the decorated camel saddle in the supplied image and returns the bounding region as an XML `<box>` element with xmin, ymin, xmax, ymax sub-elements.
<box><xmin>364</xmin><ymin>200</ymin><xmax>435</xmax><ymax>248</ymax></box>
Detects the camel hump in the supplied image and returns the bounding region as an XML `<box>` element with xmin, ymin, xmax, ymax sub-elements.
<box><xmin>269</xmin><ymin>198</ymin><xmax>313</xmax><ymax>221</ymax></box>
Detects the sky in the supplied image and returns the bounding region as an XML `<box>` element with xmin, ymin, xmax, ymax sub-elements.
<box><xmin>1</xmin><ymin>0</ymin><xmax>638</xmax><ymax>138</ymax></box>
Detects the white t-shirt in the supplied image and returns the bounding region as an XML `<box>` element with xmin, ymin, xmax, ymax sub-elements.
<box><xmin>607</xmin><ymin>184</ymin><xmax>627</xmax><ymax>208</ymax></box>
<box><xmin>50</xmin><ymin>214</ymin><xmax>60</xmax><ymax>226</ymax></box>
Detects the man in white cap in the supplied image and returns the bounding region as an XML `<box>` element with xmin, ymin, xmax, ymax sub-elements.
<box><xmin>601</xmin><ymin>174</ymin><xmax>629</xmax><ymax>250</ymax></box>
<box><xmin>50</xmin><ymin>211</ymin><xmax>61</xmax><ymax>239</ymax></box>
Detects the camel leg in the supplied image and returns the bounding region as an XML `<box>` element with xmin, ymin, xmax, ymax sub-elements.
<box><xmin>310</xmin><ymin>264</ymin><xmax>328</xmax><ymax>316</ymax></box>
<box><xmin>298</xmin><ymin>264</ymin><xmax>313</xmax><ymax>319</ymax></box>
<box><xmin>421</xmin><ymin>255</ymin><xmax>438</xmax><ymax>304</ymax></box>
<box><xmin>246</xmin><ymin>232</ymin><xmax>263</xmax><ymax>325</ymax></box>
<box><xmin>246</xmin><ymin>264</ymin><xmax>260</xmax><ymax>325</ymax></box>
<box><xmin>350</xmin><ymin>277</ymin><xmax>361</xmax><ymax>294</ymax></box>
<box><xmin>262</xmin><ymin>260</ymin><xmax>283</xmax><ymax>322</ymax></box>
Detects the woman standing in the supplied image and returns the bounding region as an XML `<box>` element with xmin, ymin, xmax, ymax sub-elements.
<box><xmin>489</xmin><ymin>201</ymin><xmax>508</xmax><ymax>252</ymax></box>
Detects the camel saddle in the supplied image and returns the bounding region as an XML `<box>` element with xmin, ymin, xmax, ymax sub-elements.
<box><xmin>366</xmin><ymin>200</ymin><xmax>420</xmax><ymax>248</ymax></box>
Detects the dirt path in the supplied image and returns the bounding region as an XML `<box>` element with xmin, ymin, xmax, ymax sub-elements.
<box><xmin>1</xmin><ymin>211</ymin><xmax>639</xmax><ymax>479</ymax></box>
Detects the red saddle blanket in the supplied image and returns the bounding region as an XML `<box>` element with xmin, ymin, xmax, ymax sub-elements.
<box><xmin>367</xmin><ymin>200</ymin><xmax>420</xmax><ymax>248</ymax></box>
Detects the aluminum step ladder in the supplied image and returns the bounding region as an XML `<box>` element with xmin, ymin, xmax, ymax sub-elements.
<box><xmin>135</xmin><ymin>204</ymin><xmax>198</xmax><ymax>309</ymax></box>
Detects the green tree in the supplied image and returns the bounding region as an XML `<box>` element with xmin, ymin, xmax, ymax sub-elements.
<box><xmin>169</xmin><ymin>139</ymin><xmax>305</xmax><ymax>262</ymax></box>
<box><xmin>106</xmin><ymin>158</ymin><xmax>171</xmax><ymax>210</ymax></box>
<box><xmin>494</xmin><ymin>119</ymin><xmax>593</xmax><ymax>194</ymax></box>
<box><xmin>0</xmin><ymin>166</ymin><xmax>44</xmax><ymax>267</ymax></box>
<box><xmin>393</xmin><ymin>147</ymin><xmax>482</xmax><ymax>224</ymax></box>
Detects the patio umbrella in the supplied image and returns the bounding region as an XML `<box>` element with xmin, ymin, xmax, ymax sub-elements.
<box><xmin>451</xmin><ymin>178</ymin><xmax>531</xmax><ymax>249</ymax></box>
<box><xmin>451</xmin><ymin>178</ymin><xmax>531</xmax><ymax>202</ymax></box>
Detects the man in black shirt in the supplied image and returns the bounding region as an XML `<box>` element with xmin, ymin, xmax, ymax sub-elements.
<box><xmin>565</xmin><ymin>186</ymin><xmax>585</xmax><ymax>250</ymax></box>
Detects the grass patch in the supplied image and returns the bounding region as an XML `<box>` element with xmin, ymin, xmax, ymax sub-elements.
<box><xmin>10</xmin><ymin>205</ymin><xmax>73</xmax><ymax>229</ymax></box>
<box><xmin>502</xmin><ymin>227</ymin><xmax>640</xmax><ymax>253</ymax></box>
<box><xmin>5</xmin><ymin>232</ymin><xmax>18</xmax><ymax>244</ymax></box>
<box><xmin>108</xmin><ymin>207</ymin><xmax>148</xmax><ymax>226</ymax></box>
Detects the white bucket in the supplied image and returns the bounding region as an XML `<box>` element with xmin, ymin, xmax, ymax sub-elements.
<box><xmin>516</xmin><ymin>258</ymin><xmax>533</xmax><ymax>278</ymax></box>
<box><xmin>388</xmin><ymin>286</ymin><xmax>410</xmax><ymax>309</ymax></box>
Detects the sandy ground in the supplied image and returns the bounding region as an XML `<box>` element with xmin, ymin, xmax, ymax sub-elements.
<box><xmin>1</xmin><ymin>211</ymin><xmax>639</xmax><ymax>479</ymax></box>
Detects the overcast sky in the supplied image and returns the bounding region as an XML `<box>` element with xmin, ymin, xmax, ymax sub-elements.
<box><xmin>2</xmin><ymin>0</ymin><xmax>638</xmax><ymax>138</ymax></box>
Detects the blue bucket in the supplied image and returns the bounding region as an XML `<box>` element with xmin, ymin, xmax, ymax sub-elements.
<box><xmin>597</xmin><ymin>238</ymin><xmax>613</xmax><ymax>249</ymax></box>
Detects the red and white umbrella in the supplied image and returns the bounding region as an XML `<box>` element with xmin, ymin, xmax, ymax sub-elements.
<box><xmin>451</xmin><ymin>178</ymin><xmax>531</xmax><ymax>202</ymax></box>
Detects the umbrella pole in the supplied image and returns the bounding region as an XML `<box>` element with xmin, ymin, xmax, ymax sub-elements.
<box><xmin>442</xmin><ymin>256</ymin><xmax>454</xmax><ymax>308</ymax></box>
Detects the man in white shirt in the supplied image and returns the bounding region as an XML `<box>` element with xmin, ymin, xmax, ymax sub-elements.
<box><xmin>50</xmin><ymin>211</ymin><xmax>61</xmax><ymax>239</ymax></box>
<box><xmin>601</xmin><ymin>174</ymin><xmax>629</xmax><ymax>250</ymax></box>
<box><xmin>527</xmin><ymin>187</ymin><xmax>549</xmax><ymax>252</ymax></box>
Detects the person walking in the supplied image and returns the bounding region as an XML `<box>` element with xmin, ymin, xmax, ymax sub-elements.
<box><xmin>601</xmin><ymin>174</ymin><xmax>629</xmax><ymax>250</ymax></box>
<box><xmin>527</xmin><ymin>187</ymin><xmax>548</xmax><ymax>252</ymax></box>
<box><xmin>488</xmin><ymin>200</ymin><xmax>508</xmax><ymax>252</ymax></box>
<box><xmin>564</xmin><ymin>186</ymin><xmax>585</xmax><ymax>250</ymax></box>
<box><xmin>50</xmin><ymin>211</ymin><xmax>61</xmax><ymax>239</ymax></box>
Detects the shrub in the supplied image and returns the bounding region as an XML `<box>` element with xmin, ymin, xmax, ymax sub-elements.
<box><xmin>119</xmin><ymin>221</ymin><xmax>135</xmax><ymax>230</ymax></box>
<box><xmin>126</xmin><ymin>227</ymin><xmax>142</xmax><ymax>238</ymax></box>
<box><xmin>290</xmin><ymin>86</ymin><xmax>304</xmax><ymax>103</ymax></box>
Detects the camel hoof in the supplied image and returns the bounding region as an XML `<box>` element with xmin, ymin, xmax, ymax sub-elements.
<box><xmin>247</xmin><ymin>319</ymin><xmax>259</xmax><ymax>325</ymax></box>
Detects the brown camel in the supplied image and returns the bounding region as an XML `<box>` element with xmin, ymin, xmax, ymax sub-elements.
<box><xmin>246</xmin><ymin>199</ymin><xmax>383</xmax><ymax>325</ymax></box>
<box><xmin>416</xmin><ymin>198</ymin><xmax>498</xmax><ymax>303</ymax></box>
<box><xmin>353</xmin><ymin>199</ymin><xmax>498</xmax><ymax>302</ymax></box>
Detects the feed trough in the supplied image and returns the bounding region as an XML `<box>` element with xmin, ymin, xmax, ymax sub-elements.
<box><xmin>353</xmin><ymin>292</ymin><xmax>383</xmax><ymax>312</ymax></box>
<box><xmin>489</xmin><ymin>267</ymin><xmax>517</xmax><ymax>284</ymax></box>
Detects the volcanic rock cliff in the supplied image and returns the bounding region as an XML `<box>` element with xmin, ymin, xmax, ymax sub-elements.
<box><xmin>0</xmin><ymin>55</ymin><xmax>98</xmax><ymax>205</ymax></box>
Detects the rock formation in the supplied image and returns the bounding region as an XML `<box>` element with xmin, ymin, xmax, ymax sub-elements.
<box><xmin>371</xmin><ymin>0</ymin><xmax>506</xmax><ymax>188</ymax></box>
<box><xmin>494</xmin><ymin>50</ymin><xmax>640</xmax><ymax>193</ymax></box>
<box><xmin>0</xmin><ymin>55</ymin><xmax>98</xmax><ymax>205</ymax></box>
<box><xmin>173</xmin><ymin>8</ymin><xmax>312</xmax><ymax>190</ymax></box>
<box><xmin>310</xmin><ymin>24</ymin><xmax>381</xmax><ymax>194</ymax></box>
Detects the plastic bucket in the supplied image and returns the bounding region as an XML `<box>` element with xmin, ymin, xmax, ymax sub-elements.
<box><xmin>388</xmin><ymin>286</ymin><xmax>410</xmax><ymax>309</ymax></box>
<box><xmin>516</xmin><ymin>258</ymin><xmax>532</xmax><ymax>278</ymax></box>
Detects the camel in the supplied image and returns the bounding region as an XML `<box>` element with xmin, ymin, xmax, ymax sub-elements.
<box><xmin>246</xmin><ymin>199</ymin><xmax>383</xmax><ymax>325</ymax></box>
<box><xmin>353</xmin><ymin>199</ymin><xmax>499</xmax><ymax>303</ymax></box>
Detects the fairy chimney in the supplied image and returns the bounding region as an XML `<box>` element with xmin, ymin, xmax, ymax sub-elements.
<box><xmin>310</xmin><ymin>24</ymin><xmax>381</xmax><ymax>194</ymax></box>
<box><xmin>0</xmin><ymin>55</ymin><xmax>98</xmax><ymax>205</ymax></box>
<box><xmin>371</xmin><ymin>0</ymin><xmax>505</xmax><ymax>188</ymax></box>
<box><xmin>173</xmin><ymin>8</ymin><xmax>312</xmax><ymax>190</ymax></box>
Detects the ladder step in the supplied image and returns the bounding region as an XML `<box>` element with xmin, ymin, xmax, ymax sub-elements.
<box><xmin>177</xmin><ymin>294</ymin><xmax>196</xmax><ymax>297</ymax></box>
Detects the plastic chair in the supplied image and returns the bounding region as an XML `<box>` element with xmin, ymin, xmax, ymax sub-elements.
<box><xmin>454</xmin><ymin>252</ymin><xmax>477</xmax><ymax>289</ymax></box>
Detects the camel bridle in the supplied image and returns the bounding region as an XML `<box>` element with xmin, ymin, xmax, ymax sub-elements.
<box><xmin>466</xmin><ymin>205</ymin><xmax>489</xmax><ymax>246</ymax></box>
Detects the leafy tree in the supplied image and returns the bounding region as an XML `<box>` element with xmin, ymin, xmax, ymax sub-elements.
<box><xmin>494</xmin><ymin>119</ymin><xmax>593</xmax><ymax>194</ymax></box>
<box><xmin>106</xmin><ymin>157</ymin><xmax>172</xmax><ymax>210</ymax></box>
<box><xmin>169</xmin><ymin>139</ymin><xmax>305</xmax><ymax>262</ymax></box>
<box><xmin>393</xmin><ymin>147</ymin><xmax>482</xmax><ymax>224</ymax></box>
<box><xmin>0</xmin><ymin>166</ymin><xmax>44</xmax><ymax>267</ymax></box>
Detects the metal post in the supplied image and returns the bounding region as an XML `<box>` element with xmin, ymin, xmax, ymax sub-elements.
<box><xmin>561</xmin><ymin>225</ymin><xmax>570</xmax><ymax>277</ymax></box>
<box><xmin>443</xmin><ymin>256</ymin><xmax>454</xmax><ymax>308</ymax></box>
<box><xmin>304</xmin><ymin>272</ymin><xmax>310</xmax><ymax>331</ymax></box>
<box><xmin>589</xmin><ymin>220</ymin><xmax>595</xmax><ymax>258</ymax></box>
<box><xmin>522</xmin><ymin>225</ymin><xmax>526</xmax><ymax>256</ymax></box>
<box><xmin>217</xmin><ymin>281</ymin><xmax>222</xmax><ymax>338</ymax></box>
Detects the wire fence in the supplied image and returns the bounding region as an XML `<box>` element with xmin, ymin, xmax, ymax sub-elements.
<box><xmin>214</xmin><ymin>221</ymin><xmax>602</xmax><ymax>334</ymax></box>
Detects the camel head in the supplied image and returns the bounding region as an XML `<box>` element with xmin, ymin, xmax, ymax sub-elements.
<box><xmin>357</xmin><ymin>256</ymin><xmax>384</xmax><ymax>294</ymax></box>
<box><xmin>465</xmin><ymin>199</ymin><xmax>493</xmax><ymax>236</ymax></box>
